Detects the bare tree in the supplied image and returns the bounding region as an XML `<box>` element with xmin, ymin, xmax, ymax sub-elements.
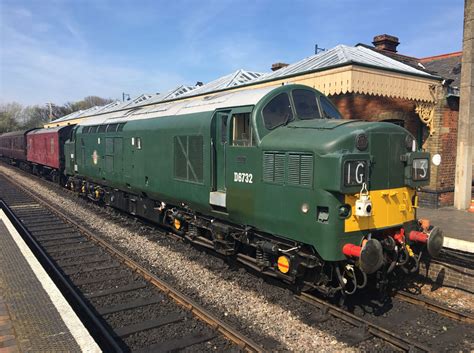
<box><xmin>0</xmin><ymin>102</ymin><xmax>22</xmax><ymax>133</ymax></box>
<box><xmin>0</xmin><ymin>96</ymin><xmax>114</xmax><ymax>132</ymax></box>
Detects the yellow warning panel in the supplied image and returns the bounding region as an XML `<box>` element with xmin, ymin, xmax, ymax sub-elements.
<box><xmin>345</xmin><ymin>187</ymin><xmax>416</xmax><ymax>232</ymax></box>
<box><xmin>277</xmin><ymin>255</ymin><xmax>290</xmax><ymax>274</ymax></box>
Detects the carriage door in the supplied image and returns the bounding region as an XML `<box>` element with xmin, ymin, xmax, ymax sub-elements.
<box><xmin>210</xmin><ymin>111</ymin><xmax>229</xmax><ymax>208</ymax></box>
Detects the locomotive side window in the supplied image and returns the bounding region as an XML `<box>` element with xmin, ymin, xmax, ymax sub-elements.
<box><xmin>292</xmin><ymin>89</ymin><xmax>320</xmax><ymax>120</ymax></box>
<box><xmin>232</xmin><ymin>113</ymin><xmax>254</xmax><ymax>147</ymax></box>
<box><xmin>319</xmin><ymin>96</ymin><xmax>342</xmax><ymax>119</ymax></box>
<box><xmin>263</xmin><ymin>93</ymin><xmax>293</xmax><ymax>130</ymax></box>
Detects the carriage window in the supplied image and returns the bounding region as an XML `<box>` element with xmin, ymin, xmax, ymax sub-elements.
<box><xmin>292</xmin><ymin>89</ymin><xmax>320</xmax><ymax>119</ymax></box>
<box><xmin>232</xmin><ymin>113</ymin><xmax>254</xmax><ymax>147</ymax></box>
<box><xmin>262</xmin><ymin>93</ymin><xmax>293</xmax><ymax>129</ymax></box>
<box><xmin>50</xmin><ymin>138</ymin><xmax>54</xmax><ymax>153</ymax></box>
<box><xmin>137</xmin><ymin>137</ymin><xmax>142</xmax><ymax>149</ymax></box>
<box><xmin>319</xmin><ymin>96</ymin><xmax>342</xmax><ymax>119</ymax></box>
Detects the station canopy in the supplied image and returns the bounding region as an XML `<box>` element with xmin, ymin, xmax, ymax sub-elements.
<box><xmin>46</xmin><ymin>44</ymin><xmax>439</xmax><ymax>128</ymax></box>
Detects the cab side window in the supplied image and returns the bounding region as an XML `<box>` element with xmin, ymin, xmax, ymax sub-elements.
<box><xmin>319</xmin><ymin>96</ymin><xmax>342</xmax><ymax>119</ymax></box>
<box><xmin>232</xmin><ymin>113</ymin><xmax>254</xmax><ymax>147</ymax></box>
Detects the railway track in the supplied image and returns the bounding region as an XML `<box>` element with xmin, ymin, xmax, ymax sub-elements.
<box><xmin>1</xmin><ymin>164</ymin><xmax>473</xmax><ymax>352</ymax></box>
<box><xmin>298</xmin><ymin>289</ymin><xmax>474</xmax><ymax>352</ymax></box>
<box><xmin>395</xmin><ymin>291</ymin><xmax>474</xmax><ymax>324</ymax></box>
<box><xmin>296</xmin><ymin>293</ymin><xmax>432</xmax><ymax>352</ymax></box>
<box><xmin>0</xmin><ymin>173</ymin><xmax>263</xmax><ymax>353</ymax></box>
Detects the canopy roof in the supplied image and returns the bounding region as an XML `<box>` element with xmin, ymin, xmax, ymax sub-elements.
<box><xmin>81</xmin><ymin>85</ymin><xmax>276</xmax><ymax>126</ymax></box>
<box><xmin>255</xmin><ymin>45</ymin><xmax>434</xmax><ymax>82</ymax></box>
<box><xmin>47</xmin><ymin>45</ymin><xmax>440</xmax><ymax>128</ymax></box>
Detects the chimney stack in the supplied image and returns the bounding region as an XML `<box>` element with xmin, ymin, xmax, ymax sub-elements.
<box><xmin>271</xmin><ymin>62</ymin><xmax>289</xmax><ymax>71</ymax></box>
<box><xmin>372</xmin><ymin>34</ymin><xmax>400</xmax><ymax>53</ymax></box>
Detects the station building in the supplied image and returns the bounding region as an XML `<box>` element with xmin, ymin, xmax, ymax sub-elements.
<box><xmin>47</xmin><ymin>34</ymin><xmax>465</xmax><ymax>209</ymax></box>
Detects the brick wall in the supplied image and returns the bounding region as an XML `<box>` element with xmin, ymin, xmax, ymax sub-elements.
<box><xmin>418</xmin><ymin>259</ymin><xmax>474</xmax><ymax>293</ymax></box>
<box><xmin>330</xmin><ymin>93</ymin><xmax>424</xmax><ymax>140</ymax></box>
<box><xmin>438</xmin><ymin>98</ymin><xmax>459</xmax><ymax>189</ymax></box>
<box><xmin>418</xmin><ymin>89</ymin><xmax>460</xmax><ymax>208</ymax></box>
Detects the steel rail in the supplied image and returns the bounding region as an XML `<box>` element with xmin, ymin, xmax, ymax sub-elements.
<box><xmin>1</xmin><ymin>172</ymin><xmax>265</xmax><ymax>353</ymax></box>
<box><xmin>0</xmin><ymin>200</ymin><xmax>124</xmax><ymax>353</ymax></box>
<box><xmin>296</xmin><ymin>292</ymin><xmax>431</xmax><ymax>352</ymax></box>
<box><xmin>395</xmin><ymin>291</ymin><xmax>474</xmax><ymax>325</ymax></box>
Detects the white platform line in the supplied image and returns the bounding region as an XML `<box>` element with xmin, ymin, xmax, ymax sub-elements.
<box><xmin>0</xmin><ymin>210</ymin><xmax>102</xmax><ymax>353</ymax></box>
<box><xmin>443</xmin><ymin>236</ymin><xmax>474</xmax><ymax>253</ymax></box>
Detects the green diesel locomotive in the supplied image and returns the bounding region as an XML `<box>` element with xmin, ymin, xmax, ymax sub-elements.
<box><xmin>64</xmin><ymin>84</ymin><xmax>443</xmax><ymax>296</ymax></box>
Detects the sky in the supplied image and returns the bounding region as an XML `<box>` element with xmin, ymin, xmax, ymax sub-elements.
<box><xmin>0</xmin><ymin>0</ymin><xmax>465</xmax><ymax>106</ymax></box>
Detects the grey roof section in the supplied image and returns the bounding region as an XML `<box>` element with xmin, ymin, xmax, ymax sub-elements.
<box><xmin>50</xmin><ymin>45</ymin><xmax>436</xmax><ymax>125</ymax></box>
<box><xmin>422</xmin><ymin>55</ymin><xmax>462</xmax><ymax>88</ymax></box>
<box><xmin>140</xmin><ymin>85</ymin><xmax>197</xmax><ymax>106</ymax></box>
<box><xmin>255</xmin><ymin>45</ymin><xmax>435</xmax><ymax>82</ymax></box>
<box><xmin>50</xmin><ymin>86</ymin><xmax>197</xmax><ymax>124</ymax></box>
<box><xmin>51</xmin><ymin>109</ymin><xmax>87</xmax><ymax>123</ymax></box>
<box><xmin>179</xmin><ymin>69</ymin><xmax>265</xmax><ymax>98</ymax></box>
<box><xmin>50</xmin><ymin>70</ymin><xmax>264</xmax><ymax>124</ymax></box>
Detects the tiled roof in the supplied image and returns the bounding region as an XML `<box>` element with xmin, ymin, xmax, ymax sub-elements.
<box><xmin>359</xmin><ymin>44</ymin><xmax>462</xmax><ymax>89</ymax></box>
<box><xmin>420</xmin><ymin>54</ymin><xmax>462</xmax><ymax>88</ymax></box>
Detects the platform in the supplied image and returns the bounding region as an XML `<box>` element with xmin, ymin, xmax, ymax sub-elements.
<box><xmin>0</xmin><ymin>210</ymin><xmax>101</xmax><ymax>352</ymax></box>
<box><xmin>417</xmin><ymin>207</ymin><xmax>474</xmax><ymax>253</ymax></box>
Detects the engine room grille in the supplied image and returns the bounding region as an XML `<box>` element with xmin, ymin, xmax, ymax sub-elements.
<box><xmin>263</xmin><ymin>152</ymin><xmax>285</xmax><ymax>184</ymax></box>
<box><xmin>174</xmin><ymin>135</ymin><xmax>204</xmax><ymax>183</ymax></box>
<box><xmin>288</xmin><ymin>153</ymin><xmax>313</xmax><ymax>187</ymax></box>
<box><xmin>263</xmin><ymin>152</ymin><xmax>313</xmax><ymax>187</ymax></box>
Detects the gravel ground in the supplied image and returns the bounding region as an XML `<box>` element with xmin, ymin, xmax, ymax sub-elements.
<box><xmin>7</xmin><ymin>165</ymin><xmax>470</xmax><ymax>351</ymax></box>
<box><xmin>410</xmin><ymin>282</ymin><xmax>474</xmax><ymax>314</ymax></box>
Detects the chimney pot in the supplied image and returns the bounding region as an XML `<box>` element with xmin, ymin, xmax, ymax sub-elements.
<box><xmin>372</xmin><ymin>34</ymin><xmax>400</xmax><ymax>53</ymax></box>
<box><xmin>271</xmin><ymin>62</ymin><xmax>289</xmax><ymax>71</ymax></box>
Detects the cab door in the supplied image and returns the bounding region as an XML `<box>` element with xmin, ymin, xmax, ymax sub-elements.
<box><xmin>210</xmin><ymin>111</ymin><xmax>229</xmax><ymax>208</ymax></box>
